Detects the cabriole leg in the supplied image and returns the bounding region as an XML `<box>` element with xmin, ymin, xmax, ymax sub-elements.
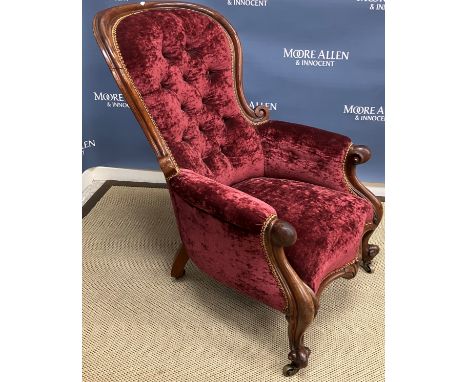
<box><xmin>282</xmin><ymin>302</ymin><xmax>315</xmax><ymax>376</ymax></box>
<box><xmin>265</xmin><ymin>218</ymin><xmax>317</xmax><ymax>376</ymax></box>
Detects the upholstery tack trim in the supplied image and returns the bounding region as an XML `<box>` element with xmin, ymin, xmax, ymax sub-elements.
<box><xmin>261</xmin><ymin>213</ymin><xmax>289</xmax><ymax>312</ymax></box>
<box><xmin>342</xmin><ymin>142</ymin><xmax>359</xmax><ymax>196</ymax></box>
<box><xmin>112</xmin><ymin>11</ymin><xmax>180</xmax><ymax>177</ymax></box>
<box><xmin>320</xmin><ymin>256</ymin><xmax>359</xmax><ymax>283</ymax></box>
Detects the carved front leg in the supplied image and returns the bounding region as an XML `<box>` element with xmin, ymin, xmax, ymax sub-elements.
<box><xmin>264</xmin><ymin>219</ymin><xmax>318</xmax><ymax>376</ymax></box>
<box><xmin>284</xmin><ymin>301</ymin><xmax>315</xmax><ymax>376</ymax></box>
<box><xmin>344</xmin><ymin>145</ymin><xmax>383</xmax><ymax>273</ymax></box>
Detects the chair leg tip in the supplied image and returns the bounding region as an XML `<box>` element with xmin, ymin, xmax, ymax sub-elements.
<box><xmin>360</xmin><ymin>261</ymin><xmax>374</xmax><ymax>273</ymax></box>
<box><xmin>171</xmin><ymin>269</ymin><xmax>186</xmax><ymax>279</ymax></box>
<box><xmin>283</xmin><ymin>346</ymin><xmax>310</xmax><ymax>376</ymax></box>
<box><xmin>283</xmin><ymin>364</ymin><xmax>299</xmax><ymax>377</ymax></box>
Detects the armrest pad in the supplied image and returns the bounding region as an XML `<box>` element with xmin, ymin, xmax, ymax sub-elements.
<box><xmin>258</xmin><ymin>120</ymin><xmax>352</xmax><ymax>192</ymax></box>
<box><xmin>168</xmin><ymin>169</ymin><xmax>276</xmax><ymax>233</ymax></box>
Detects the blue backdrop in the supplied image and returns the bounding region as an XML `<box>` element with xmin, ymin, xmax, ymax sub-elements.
<box><xmin>83</xmin><ymin>0</ymin><xmax>384</xmax><ymax>183</ymax></box>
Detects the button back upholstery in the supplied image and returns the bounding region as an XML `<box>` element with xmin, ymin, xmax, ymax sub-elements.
<box><xmin>116</xmin><ymin>9</ymin><xmax>264</xmax><ymax>185</ymax></box>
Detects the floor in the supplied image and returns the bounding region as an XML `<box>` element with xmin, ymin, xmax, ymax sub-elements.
<box><xmin>82</xmin><ymin>184</ymin><xmax>385</xmax><ymax>381</ymax></box>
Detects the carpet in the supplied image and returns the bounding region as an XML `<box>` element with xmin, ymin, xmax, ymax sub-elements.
<box><xmin>83</xmin><ymin>185</ymin><xmax>384</xmax><ymax>381</ymax></box>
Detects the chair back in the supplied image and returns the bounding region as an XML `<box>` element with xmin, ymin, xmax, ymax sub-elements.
<box><xmin>94</xmin><ymin>2</ymin><xmax>269</xmax><ymax>184</ymax></box>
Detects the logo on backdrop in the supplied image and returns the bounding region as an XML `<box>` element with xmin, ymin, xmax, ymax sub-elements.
<box><xmin>227</xmin><ymin>0</ymin><xmax>268</xmax><ymax>6</ymax></box>
<box><xmin>82</xmin><ymin>139</ymin><xmax>96</xmax><ymax>156</ymax></box>
<box><xmin>283</xmin><ymin>49</ymin><xmax>350</xmax><ymax>68</ymax></box>
<box><xmin>93</xmin><ymin>91</ymin><xmax>129</xmax><ymax>109</ymax></box>
<box><xmin>343</xmin><ymin>105</ymin><xmax>385</xmax><ymax>122</ymax></box>
<box><xmin>356</xmin><ymin>0</ymin><xmax>385</xmax><ymax>11</ymax></box>
<box><xmin>249</xmin><ymin>101</ymin><xmax>278</xmax><ymax>112</ymax></box>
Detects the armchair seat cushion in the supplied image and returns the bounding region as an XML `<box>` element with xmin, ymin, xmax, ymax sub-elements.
<box><xmin>233</xmin><ymin>177</ymin><xmax>374</xmax><ymax>292</ymax></box>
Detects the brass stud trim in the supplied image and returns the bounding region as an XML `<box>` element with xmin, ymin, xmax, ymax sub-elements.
<box><xmin>342</xmin><ymin>142</ymin><xmax>359</xmax><ymax>196</ymax></box>
<box><xmin>112</xmin><ymin>11</ymin><xmax>179</xmax><ymax>178</ymax></box>
<box><xmin>321</xmin><ymin>257</ymin><xmax>359</xmax><ymax>282</ymax></box>
<box><xmin>261</xmin><ymin>214</ymin><xmax>289</xmax><ymax>312</ymax></box>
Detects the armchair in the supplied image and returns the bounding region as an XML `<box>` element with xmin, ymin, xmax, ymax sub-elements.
<box><xmin>94</xmin><ymin>2</ymin><xmax>383</xmax><ymax>376</ymax></box>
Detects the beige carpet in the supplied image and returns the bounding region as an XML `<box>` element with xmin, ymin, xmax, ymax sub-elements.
<box><xmin>83</xmin><ymin>186</ymin><xmax>384</xmax><ymax>382</ymax></box>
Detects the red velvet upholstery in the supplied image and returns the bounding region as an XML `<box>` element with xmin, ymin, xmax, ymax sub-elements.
<box><xmin>258</xmin><ymin>121</ymin><xmax>352</xmax><ymax>193</ymax></box>
<box><xmin>170</xmin><ymin>191</ymin><xmax>285</xmax><ymax>311</ymax></box>
<box><xmin>169</xmin><ymin>169</ymin><xmax>275</xmax><ymax>233</ymax></box>
<box><xmin>233</xmin><ymin>177</ymin><xmax>373</xmax><ymax>291</ymax></box>
<box><xmin>114</xmin><ymin>8</ymin><xmax>374</xmax><ymax>312</ymax></box>
<box><xmin>116</xmin><ymin>9</ymin><xmax>264</xmax><ymax>185</ymax></box>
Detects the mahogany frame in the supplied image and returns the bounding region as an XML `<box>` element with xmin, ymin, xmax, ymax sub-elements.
<box><xmin>93</xmin><ymin>1</ymin><xmax>383</xmax><ymax>376</ymax></box>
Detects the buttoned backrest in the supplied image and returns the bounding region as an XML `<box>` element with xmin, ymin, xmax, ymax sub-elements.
<box><xmin>115</xmin><ymin>9</ymin><xmax>265</xmax><ymax>185</ymax></box>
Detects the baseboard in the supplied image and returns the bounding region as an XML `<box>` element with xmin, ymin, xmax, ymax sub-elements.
<box><xmin>82</xmin><ymin>166</ymin><xmax>166</xmax><ymax>192</ymax></box>
<box><xmin>365</xmin><ymin>183</ymin><xmax>385</xmax><ymax>198</ymax></box>
<box><xmin>82</xmin><ymin>166</ymin><xmax>385</xmax><ymax>198</ymax></box>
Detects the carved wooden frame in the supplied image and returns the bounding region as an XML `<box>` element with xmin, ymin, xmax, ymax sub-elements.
<box><xmin>93</xmin><ymin>1</ymin><xmax>383</xmax><ymax>377</ymax></box>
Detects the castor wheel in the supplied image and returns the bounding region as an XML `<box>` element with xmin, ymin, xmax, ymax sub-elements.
<box><xmin>283</xmin><ymin>364</ymin><xmax>299</xmax><ymax>377</ymax></box>
<box><xmin>361</xmin><ymin>261</ymin><xmax>374</xmax><ymax>274</ymax></box>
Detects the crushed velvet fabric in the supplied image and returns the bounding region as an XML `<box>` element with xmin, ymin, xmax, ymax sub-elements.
<box><xmin>170</xmin><ymin>191</ymin><xmax>285</xmax><ymax>311</ymax></box>
<box><xmin>234</xmin><ymin>177</ymin><xmax>373</xmax><ymax>292</ymax></box>
<box><xmin>116</xmin><ymin>9</ymin><xmax>264</xmax><ymax>185</ymax></box>
<box><xmin>169</xmin><ymin>169</ymin><xmax>276</xmax><ymax>233</ymax></box>
<box><xmin>258</xmin><ymin>121</ymin><xmax>352</xmax><ymax>193</ymax></box>
<box><xmin>114</xmin><ymin>8</ymin><xmax>374</xmax><ymax>311</ymax></box>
